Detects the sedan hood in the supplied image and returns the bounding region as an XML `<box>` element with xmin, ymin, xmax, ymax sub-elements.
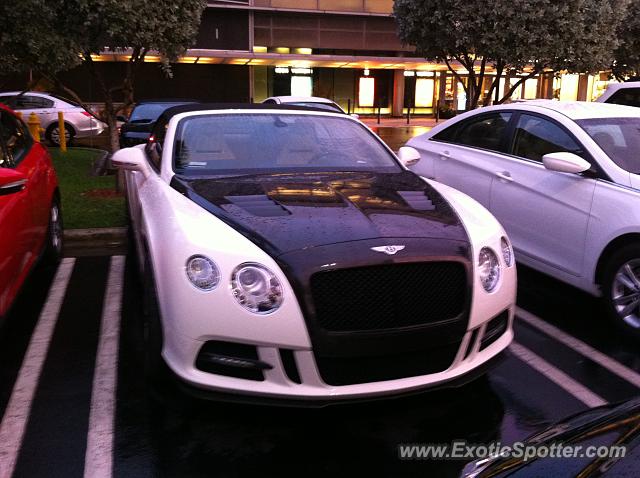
<box><xmin>171</xmin><ymin>170</ymin><xmax>468</xmax><ymax>256</ymax></box>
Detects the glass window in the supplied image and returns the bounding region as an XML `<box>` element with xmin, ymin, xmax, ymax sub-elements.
<box><xmin>512</xmin><ymin>114</ymin><xmax>581</xmax><ymax>162</ymax></box>
<box><xmin>173</xmin><ymin>113</ymin><xmax>401</xmax><ymax>175</ymax></box>
<box><xmin>130</xmin><ymin>103</ymin><xmax>190</xmax><ymax>123</ymax></box>
<box><xmin>13</xmin><ymin>95</ymin><xmax>54</xmax><ymax>110</ymax></box>
<box><xmin>0</xmin><ymin>112</ymin><xmax>29</xmax><ymax>165</ymax></box>
<box><xmin>606</xmin><ymin>88</ymin><xmax>640</xmax><ymax>108</ymax></box>
<box><xmin>455</xmin><ymin>113</ymin><xmax>512</xmax><ymax>152</ymax></box>
<box><xmin>287</xmin><ymin>102</ymin><xmax>344</xmax><ymax>113</ymax></box>
<box><xmin>577</xmin><ymin>117</ymin><xmax>640</xmax><ymax>174</ymax></box>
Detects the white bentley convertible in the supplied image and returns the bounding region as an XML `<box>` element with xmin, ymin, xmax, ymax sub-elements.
<box><xmin>112</xmin><ymin>104</ymin><xmax>516</xmax><ymax>404</ymax></box>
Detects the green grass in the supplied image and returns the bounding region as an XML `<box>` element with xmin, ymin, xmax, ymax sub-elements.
<box><xmin>49</xmin><ymin>147</ymin><xmax>127</xmax><ymax>229</ymax></box>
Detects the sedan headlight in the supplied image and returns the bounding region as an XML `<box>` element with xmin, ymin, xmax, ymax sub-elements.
<box><xmin>478</xmin><ymin>248</ymin><xmax>501</xmax><ymax>292</ymax></box>
<box><xmin>501</xmin><ymin>237</ymin><xmax>513</xmax><ymax>267</ymax></box>
<box><xmin>186</xmin><ymin>255</ymin><xmax>220</xmax><ymax>291</ymax></box>
<box><xmin>231</xmin><ymin>263</ymin><xmax>283</xmax><ymax>314</ymax></box>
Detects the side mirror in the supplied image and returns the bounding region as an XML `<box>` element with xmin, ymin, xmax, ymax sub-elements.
<box><xmin>350</xmin><ymin>113</ymin><xmax>360</xmax><ymax>120</ymax></box>
<box><xmin>0</xmin><ymin>168</ymin><xmax>27</xmax><ymax>196</ymax></box>
<box><xmin>111</xmin><ymin>146</ymin><xmax>151</xmax><ymax>178</ymax></box>
<box><xmin>397</xmin><ymin>146</ymin><xmax>421</xmax><ymax>167</ymax></box>
<box><xmin>542</xmin><ymin>152</ymin><xmax>591</xmax><ymax>174</ymax></box>
<box><xmin>116</xmin><ymin>115</ymin><xmax>128</xmax><ymax>123</ymax></box>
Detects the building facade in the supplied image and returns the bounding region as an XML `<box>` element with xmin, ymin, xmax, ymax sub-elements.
<box><xmin>3</xmin><ymin>1</ymin><xmax>618</xmax><ymax>114</ymax></box>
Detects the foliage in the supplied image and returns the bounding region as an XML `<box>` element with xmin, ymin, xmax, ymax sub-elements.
<box><xmin>394</xmin><ymin>0</ymin><xmax>626</xmax><ymax>109</ymax></box>
<box><xmin>49</xmin><ymin>148</ymin><xmax>126</xmax><ymax>229</ymax></box>
<box><xmin>0</xmin><ymin>0</ymin><xmax>207</xmax><ymax>150</ymax></box>
<box><xmin>613</xmin><ymin>0</ymin><xmax>640</xmax><ymax>80</ymax></box>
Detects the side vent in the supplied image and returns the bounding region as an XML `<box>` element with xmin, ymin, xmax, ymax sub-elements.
<box><xmin>398</xmin><ymin>191</ymin><xmax>436</xmax><ymax>211</ymax></box>
<box><xmin>225</xmin><ymin>195</ymin><xmax>291</xmax><ymax>217</ymax></box>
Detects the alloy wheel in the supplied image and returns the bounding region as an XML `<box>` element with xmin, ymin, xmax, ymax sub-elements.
<box><xmin>612</xmin><ymin>259</ymin><xmax>640</xmax><ymax>329</ymax></box>
<box><xmin>50</xmin><ymin>203</ymin><xmax>63</xmax><ymax>255</ymax></box>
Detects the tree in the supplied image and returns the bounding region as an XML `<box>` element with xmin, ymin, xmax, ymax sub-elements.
<box><xmin>0</xmin><ymin>0</ymin><xmax>206</xmax><ymax>151</ymax></box>
<box><xmin>394</xmin><ymin>0</ymin><xmax>626</xmax><ymax>110</ymax></box>
<box><xmin>613</xmin><ymin>0</ymin><xmax>640</xmax><ymax>80</ymax></box>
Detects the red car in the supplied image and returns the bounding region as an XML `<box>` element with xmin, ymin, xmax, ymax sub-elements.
<box><xmin>0</xmin><ymin>104</ymin><xmax>62</xmax><ymax>319</ymax></box>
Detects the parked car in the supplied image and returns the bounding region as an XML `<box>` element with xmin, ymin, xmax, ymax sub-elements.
<box><xmin>407</xmin><ymin>100</ymin><xmax>640</xmax><ymax>337</ymax></box>
<box><xmin>119</xmin><ymin>99</ymin><xmax>198</xmax><ymax>147</ymax></box>
<box><xmin>461</xmin><ymin>397</ymin><xmax>640</xmax><ymax>477</ymax></box>
<box><xmin>0</xmin><ymin>91</ymin><xmax>106</xmax><ymax>146</ymax></box>
<box><xmin>111</xmin><ymin>103</ymin><xmax>516</xmax><ymax>404</ymax></box>
<box><xmin>596</xmin><ymin>81</ymin><xmax>640</xmax><ymax>108</ymax></box>
<box><xmin>262</xmin><ymin>96</ymin><xmax>352</xmax><ymax>115</ymax></box>
<box><xmin>0</xmin><ymin>104</ymin><xmax>62</xmax><ymax>320</ymax></box>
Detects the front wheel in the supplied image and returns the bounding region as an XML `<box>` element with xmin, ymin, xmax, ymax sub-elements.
<box><xmin>43</xmin><ymin>198</ymin><xmax>63</xmax><ymax>264</ymax></box>
<box><xmin>602</xmin><ymin>244</ymin><xmax>640</xmax><ymax>339</ymax></box>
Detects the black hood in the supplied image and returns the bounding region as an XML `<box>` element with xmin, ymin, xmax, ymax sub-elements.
<box><xmin>171</xmin><ymin>170</ymin><xmax>468</xmax><ymax>256</ymax></box>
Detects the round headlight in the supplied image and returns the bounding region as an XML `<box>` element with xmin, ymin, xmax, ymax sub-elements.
<box><xmin>186</xmin><ymin>255</ymin><xmax>220</xmax><ymax>291</ymax></box>
<box><xmin>231</xmin><ymin>263</ymin><xmax>283</xmax><ymax>314</ymax></box>
<box><xmin>478</xmin><ymin>248</ymin><xmax>501</xmax><ymax>292</ymax></box>
<box><xmin>501</xmin><ymin>237</ymin><xmax>513</xmax><ymax>267</ymax></box>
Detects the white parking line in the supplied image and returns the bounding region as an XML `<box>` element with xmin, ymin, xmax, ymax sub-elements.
<box><xmin>510</xmin><ymin>342</ymin><xmax>607</xmax><ymax>408</ymax></box>
<box><xmin>84</xmin><ymin>256</ymin><xmax>126</xmax><ymax>478</ymax></box>
<box><xmin>0</xmin><ymin>258</ymin><xmax>76</xmax><ymax>478</ymax></box>
<box><xmin>516</xmin><ymin>307</ymin><xmax>640</xmax><ymax>389</ymax></box>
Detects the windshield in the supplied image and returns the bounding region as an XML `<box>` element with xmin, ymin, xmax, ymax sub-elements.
<box><xmin>130</xmin><ymin>103</ymin><xmax>187</xmax><ymax>123</ymax></box>
<box><xmin>173</xmin><ymin>113</ymin><xmax>400</xmax><ymax>175</ymax></box>
<box><xmin>577</xmin><ymin>117</ymin><xmax>640</xmax><ymax>174</ymax></box>
<box><xmin>287</xmin><ymin>102</ymin><xmax>344</xmax><ymax>113</ymax></box>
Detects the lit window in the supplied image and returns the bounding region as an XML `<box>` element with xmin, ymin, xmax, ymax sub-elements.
<box><xmin>359</xmin><ymin>77</ymin><xmax>375</xmax><ymax>107</ymax></box>
<box><xmin>291</xmin><ymin>76</ymin><xmax>313</xmax><ymax>97</ymax></box>
<box><xmin>415</xmin><ymin>78</ymin><xmax>434</xmax><ymax>107</ymax></box>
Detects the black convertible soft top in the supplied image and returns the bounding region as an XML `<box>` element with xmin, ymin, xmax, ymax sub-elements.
<box><xmin>158</xmin><ymin>103</ymin><xmax>335</xmax><ymax>123</ymax></box>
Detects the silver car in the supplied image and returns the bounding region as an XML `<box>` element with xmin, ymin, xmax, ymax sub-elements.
<box><xmin>0</xmin><ymin>91</ymin><xmax>106</xmax><ymax>145</ymax></box>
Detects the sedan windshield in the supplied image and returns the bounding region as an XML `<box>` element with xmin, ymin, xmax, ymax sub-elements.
<box><xmin>130</xmin><ymin>103</ymin><xmax>188</xmax><ymax>123</ymax></box>
<box><xmin>286</xmin><ymin>102</ymin><xmax>344</xmax><ymax>113</ymax></box>
<box><xmin>577</xmin><ymin>117</ymin><xmax>640</xmax><ymax>174</ymax></box>
<box><xmin>173</xmin><ymin>113</ymin><xmax>400</xmax><ymax>175</ymax></box>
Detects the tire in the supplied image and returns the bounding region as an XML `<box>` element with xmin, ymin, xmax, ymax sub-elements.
<box><xmin>46</xmin><ymin>123</ymin><xmax>75</xmax><ymax>147</ymax></box>
<box><xmin>43</xmin><ymin>197</ymin><xmax>63</xmax><ymax>264</ymax></box>
<box><xmin>602</xmin><ymin>244</ymin><xmax>640</xmax><ymax>339</ymax></box>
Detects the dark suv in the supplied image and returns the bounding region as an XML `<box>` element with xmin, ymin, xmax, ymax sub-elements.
<box><xmin>119</xmin><ymin>100</ymin><xmax>198</xmax><ymax>147</ymax></box>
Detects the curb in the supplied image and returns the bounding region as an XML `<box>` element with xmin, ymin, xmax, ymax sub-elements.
<box><xmin>63</xmin><ymin>227</ymin><xmax>128</xmax><ymax>257</ymax></box>
<box><xmin>64</xmin><ymin>227</ymin><xmax>128</xmax><ymax>241</ymax></box>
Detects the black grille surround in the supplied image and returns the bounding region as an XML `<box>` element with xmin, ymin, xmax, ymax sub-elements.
<box><xmin>275</xmin><ymin>238</ymin><xmax>473</xmax><ymax>387</ymax></box>
<box><xmin>310</xmin><ymin>262</ymin><xmax>467</xmax><ymax>332</ymax></box>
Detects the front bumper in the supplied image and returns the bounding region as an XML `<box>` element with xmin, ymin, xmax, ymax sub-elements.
<box><xmin>161</xmin><ymin>307</ymin><xmax>514</xmax><ymax>404</ymax></box>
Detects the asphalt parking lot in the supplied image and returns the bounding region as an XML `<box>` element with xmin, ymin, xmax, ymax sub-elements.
<box><xmin>0</xmin><ymin>251</ymin><xmax>638</xmax><ymax>478</ymax></box>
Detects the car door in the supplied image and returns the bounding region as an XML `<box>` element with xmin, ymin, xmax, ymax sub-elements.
<box><xmin>412</xmin><ymin>112</ymin><xmax>513</xmax><ymax>209</ymax></box>
<box><xmin>489</xmin><ymin>112</ymin><xmax>596</xmax><ymax>277</ymax></box>
<box><xmin>0</xmin><ymin>111</ymin><xmax>34</xmax><ymax>315</ymax></box>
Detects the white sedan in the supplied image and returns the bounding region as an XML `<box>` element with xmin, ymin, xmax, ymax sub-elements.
<box><xmin>0</xmin><ymin>91</ymin><xmax>106</xmax><ymax>145</ymax></box>
<box><xmin>112</xmin><ymin>104</ymin><xmax>516</xmax><ymax>404</ymax></box>
<box><xmin>407</xmin><ymin>100</ymin><xmax>640</xmax><ymax>337</ymax></box>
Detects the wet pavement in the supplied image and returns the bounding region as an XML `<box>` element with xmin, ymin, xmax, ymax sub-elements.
<box><xmin>0</xmin><ymin>252</ymin><xmax>638</xmax><ymax>478</ymax></box>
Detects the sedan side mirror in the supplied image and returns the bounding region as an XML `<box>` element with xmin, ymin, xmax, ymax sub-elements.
<box><xmin>542</xmin><ymin>152</ymin><xmax>591</xmax><ymax>174</ymax></box>
<box><xmin>0</xmin><ymin>168</ymin><xmax>27</xmax><ymax>196</ymax></box>
<box><xmin>397</xmin><ymin>146</ymin><xmax>421</xmax><ymax>167</ymax></box>
<box><xmin>111</xmin><ymin>146</ymin><xmax>151</xmax><ymax>178</ymax></box>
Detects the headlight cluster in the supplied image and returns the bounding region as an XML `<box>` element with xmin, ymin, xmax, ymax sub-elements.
<box><xmin>185</xmin><ymin>256</ymin><xmax>283</xmax><ymax>314</ymax></box>
<box><xmin>231</xmin><ymin>263</ymin><xmax>283</xmax><ymax>314</ymax></box>
<box><xmin>478</xmin><ymin>247</ymin><xmax>500</xmax><ymax>292</ymax></box>
<box><xmin>186</xmin><ymin>255</ymin><xmax>220</xmax><ymax>291</ymax></box>
<box><xmin>501</xmin><ymin>237</ymin><xmax>513</xmax><ymax>267</ymax></box>
<box><xmin>478</xmin><ymin>238</ymin><xmax>512</xmax><ymax>292</ymax></box>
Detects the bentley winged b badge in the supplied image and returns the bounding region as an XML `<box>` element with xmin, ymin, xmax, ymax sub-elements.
<box><xmin>370</xmin><ymin>245</ymin><xmax>406</xmax><ymax>256</ymax></box>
